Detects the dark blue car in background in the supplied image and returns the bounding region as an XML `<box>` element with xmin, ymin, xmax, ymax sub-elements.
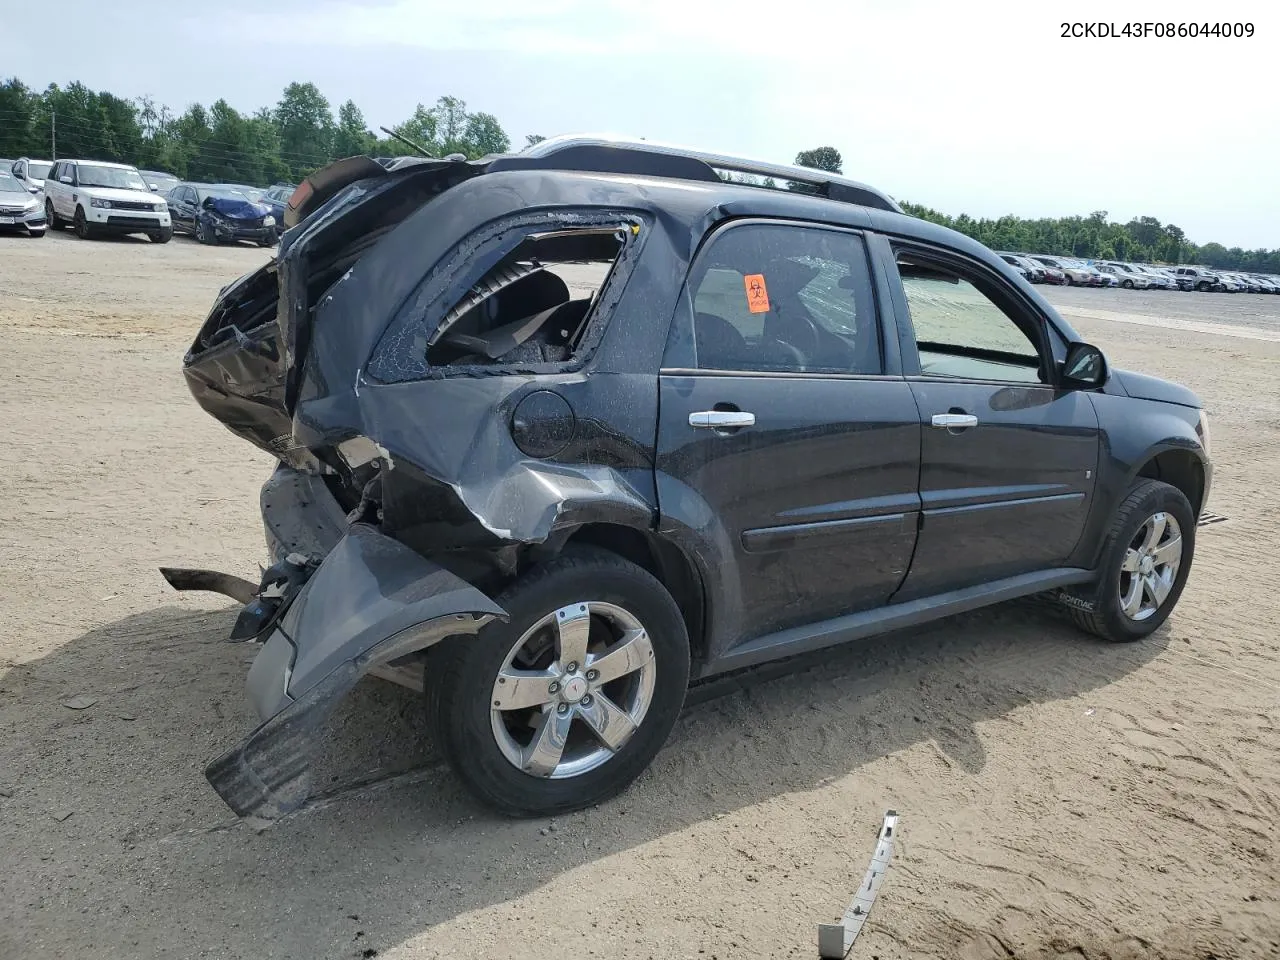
<box><xmin>166</xmin><ymin>182</ymin><xmax>278</xmax><ymax>246</ymax></box>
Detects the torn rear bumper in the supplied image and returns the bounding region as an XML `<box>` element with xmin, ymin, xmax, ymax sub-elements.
<box><xmin>206</xmin><ymin>523</ymin><xmax>506</xmax><ymax>823</ymax></box>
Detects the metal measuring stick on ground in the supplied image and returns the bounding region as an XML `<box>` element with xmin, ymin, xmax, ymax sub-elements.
<box><xmin>817</xmin><ymin>810</ymin><xmax>898</xmax><ymax>959</ymax></box>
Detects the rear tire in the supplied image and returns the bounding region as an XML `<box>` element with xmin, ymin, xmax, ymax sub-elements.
<box><xmin>425</xmin><ymin>547</ymin><xmax>690</xmax><ymax>817</ymax></box>
<box><xmin>1060</xmin><ymin>479</ymin><xmax>1195</xmax><ymax>642</ymax></box>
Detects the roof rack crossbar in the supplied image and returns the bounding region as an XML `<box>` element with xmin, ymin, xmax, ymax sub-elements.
<box><xmin>491</xmin><ymin>135</ymin><xmax>903</xmax><ymax>214</ymax></box>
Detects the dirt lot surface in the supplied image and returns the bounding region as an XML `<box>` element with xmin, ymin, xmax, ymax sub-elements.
<box><xmin>2</xmin><ymin>231</ymin><xmax>1278</xmax><ymax>960</ymax></box>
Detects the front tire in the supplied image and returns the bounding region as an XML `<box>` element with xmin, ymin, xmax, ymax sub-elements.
<box><xmin>1061</xmin><ymin>479</ymin><xmax>1196</xmax><ymax>642</ymax></box>
<box><xmin>1122</xmin><ymin>279</ymin><xmax>1134</xmax><ymax>289</ymax></box>
<box><xmin>426</xmin><ymin>548</ymin><xmax>690</xmax><ymax>817</ymax></box>
<box><xmin>45</xmin><ymin>200</ymin><xmax>64</xmax><ymax>230</ymax></box>
<box><xmin>151</xmin><ymin>226</ymin><xmax>173</xmax><ymax>244</ymax></box>
<box><xmin>73</xmin><ymin>206</ymin><xmax>92</xmax><ymax>239</ymax></box>
<box><xmin>195</xmin><ymin>219</ymin><xmax>213</xmax><ymax>244</ymax></box>
<box><xmin>1196</xmin><ymin>281</ymin><xmax>1210</xmax><ymax>292</ymax></box>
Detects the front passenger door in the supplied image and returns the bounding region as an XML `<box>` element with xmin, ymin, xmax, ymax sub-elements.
<box><xmin>880</xmin><ymin>242</ymin><xmax>1100</xmax><ymax>600</ymax></box>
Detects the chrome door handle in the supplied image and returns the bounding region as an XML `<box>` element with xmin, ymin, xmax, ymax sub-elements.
<box><xmin>931</xmin><ymin>413</ymin><xmax>978</xmax><ymax>429</ymax></box>
<box><xmin>689</xmin><ymin>410</ymin><xmax>756</xmax><ymax>429</ymax></box>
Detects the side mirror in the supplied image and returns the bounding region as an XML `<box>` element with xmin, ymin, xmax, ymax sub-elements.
<box><xmin>149</xmin><ymin>183</ymin><xmax>158</xmax><ymax>191</ymax></box>
<box><xmin>1062</xmin><ymin>341</ymin><xmax>1107</xmax><ymax>388</ymax></box>
<box><xmin>59</xmin><ymin>176</ymin><xmax>72</xmax><ymax>184</ymax></box>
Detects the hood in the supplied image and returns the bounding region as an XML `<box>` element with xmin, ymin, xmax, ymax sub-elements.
<box><xmin>78</xmin><ymin>186</ymin><xmax>161</xmax><ymax>204</ymax></box>
<box><xmin>206</xmin><ymin>197</ymin><xmax>271</xmax><ymax>220</ymax></box>
<box><xmin>0</xmin><ymin>188</ymin><xmax>38</xmax><ymax>205</ymax></box>
<box><xmin>1113</xmin><ymin>369</ymin><xmax>1202</xmax><ymax>408</ymax></box>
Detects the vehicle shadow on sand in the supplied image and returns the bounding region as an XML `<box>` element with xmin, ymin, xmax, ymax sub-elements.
<box><xmin>0</xmin><ymin>598</ymin><xmax>1169</xmax><ymax>958</ymax></box>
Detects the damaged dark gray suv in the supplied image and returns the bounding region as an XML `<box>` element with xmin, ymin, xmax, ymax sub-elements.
<box><xmin>166</xmin><ymin>136</ymin><xmax>1213</xmax><ymax>823</ymax></box>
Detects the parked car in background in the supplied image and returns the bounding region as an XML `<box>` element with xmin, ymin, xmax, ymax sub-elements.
<box><xmin>1092</xmin><ymin>264</ymin><xmax>1120</xmax><ymax>287</ymax></box>
<box><xmin>166</xmin><ymin>182</ymin><xmax>277</xmax><ymax>246</ymax></box>
<box><xmin>996</xmin><ymin>252</ymin><xmax>1044</xmax><ymax>282</ymax></box>
<box><xmin>10</xmin><ymin>157</ymin><xmax>52</xmax><ymax>194</ymax></box>
<box><xmin>1170</xmin><ymin>266</ymin><xmax>1222</xmax><ymax>291</ymax></box>
<box><xmin>1252</xmin><ymin>275</ymin><xmax>1280</xmax><ymax>293</ymax></box>
<box><xmin>139</xmin><ymin>169</ymin><xmax>180</xmax><ymax>195</ymax></box>
<box><xmin>1019</xmin><ymin>255</ymin><xmax>1067</xmax><ymax>284</ymax></box>
<box><xmin>0</xmin><ymin>169</ymin><xmax>46</xmax><ymax>236</ymax></box>
<box><xmin>1133</xmin><ymin>265</ymin><xmax>1178</xmax><ymax>290</ymax></box>
<box><xmin>1030</xmin><ymin>255</ymin><xmax>1096</xmax><ymax>286</ymax></box>
<box><xmin>1227</xmin><ymin>273</ymin><xmax>1262</xmax><ymax>293</ymax></box>
<box><xmin>43</xmin><ymin>160</ymin><xmax>172</xmax><ymax>241</ymax></box>
<box><xmin>258</xmin><ymin>183</ymin><xmax>295</xmax><ymax>227</ymax></box>
<box><xmin>1098</xmin><ymin>263</ymin><xmax>1152</xmax><ymax>289</ymax></box>
<box><xmin>1217</xmin><ymin>274</ymin><xmax>1243</xmax><ymax>292</ymax></box>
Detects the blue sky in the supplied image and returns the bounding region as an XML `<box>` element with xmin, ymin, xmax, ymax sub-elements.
<box><xmin>9</xmin><ymin>0</ymin><xmax>1278</xmax><ymax>248</ymax></box>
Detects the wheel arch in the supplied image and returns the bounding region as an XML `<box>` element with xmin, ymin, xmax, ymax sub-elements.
<box><xmin>560</xmin><ymin>522</ymin><xmax>708</xmax><ymax>666</ymax></box>
<box><xmin>1133</xmin><ymin>447</ymin><xmax>1206</xmax><ymax>516</ymax></box>
<box><xmin>1070</xmin><ymin>421</ymin><xmax>1209</xmax><ymax>571</ymax></box>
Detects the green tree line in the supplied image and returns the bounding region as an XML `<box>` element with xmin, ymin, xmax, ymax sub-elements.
<box><xmin>792</xmin><ymin>147</ymin><xmax>1279</xmax><ymax>274</ymax></box>
<box><xmin>0</xmin><ymin>78</ymin><xmax>510</xmax><ymax>185</ymax></box>
<box><xmin>1</xmin><ymin>78</ymin><xmax>1274</xmax><ymax>274</ymax></box>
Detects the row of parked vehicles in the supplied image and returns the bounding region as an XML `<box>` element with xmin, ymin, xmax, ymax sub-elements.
<box><xmin>0</xmin><ymin>155</ymin><xmax>294</xmax><ymax>245</ymax></box>
<box><xmin>998</xmin><ymin>251</ymin><xmax>1280</xmax><ymax>294</ymax></box>
<box><xmin>4</xmin><ymin>154</ymin><xmax>1276</xmax><ymax>295</ymax></box>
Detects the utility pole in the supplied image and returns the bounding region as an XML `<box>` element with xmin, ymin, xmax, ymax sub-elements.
<box><xmin>51</xmin><ymin>107</ymin><xmax>56</xmax><ymax>160</ymax></box>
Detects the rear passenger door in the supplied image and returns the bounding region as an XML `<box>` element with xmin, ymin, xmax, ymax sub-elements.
<box><xmin>875</xmin><ymin>238</ymin><xmax>1100</xmax><ymax>600</ymax></box>
<box><xmin>656</xmin><ymin>220</ymin><xmax>922</xmax><ymax>652</ymax></box>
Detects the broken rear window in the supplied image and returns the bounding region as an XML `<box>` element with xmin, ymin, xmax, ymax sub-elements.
<box><xmin>427</xmin><ymin>229</ymin><xmax>623</xmax><ymax>368</ymax></box>
<box><xmin>369</xmin><ymin>211</ymin><xmax>644</xmax><ymax>382</ymax></box>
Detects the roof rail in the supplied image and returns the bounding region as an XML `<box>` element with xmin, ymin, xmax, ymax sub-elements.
<box><xmin>487</xmin><ymin>134</ymin><xmax>903</xmax><ymax>214</ymax></box>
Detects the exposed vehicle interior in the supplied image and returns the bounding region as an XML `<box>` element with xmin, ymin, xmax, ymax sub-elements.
<box><xmin>426</xmin><ymin>228</ymin><xmax>625</xmax><ymax>367</ymax></box>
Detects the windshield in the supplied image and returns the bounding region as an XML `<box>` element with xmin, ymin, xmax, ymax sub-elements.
<box><xmin>27</xmin><ymin>161</ymin><xmax>52</xmax><ymax>180</ymax></box>
<box><xmin>77</xmin><ymin>165</ymin><xmax>148</xmax><ymax>191</ymax></box>
<box><xmin>143</xmin><ymin>172</ymin><xmax>178</xmax><ymax>189</ymax></box>
<box><xmin>0</xmin><ymin>171</ymin><xmax>28</xmax><ymax>194</ymax></box>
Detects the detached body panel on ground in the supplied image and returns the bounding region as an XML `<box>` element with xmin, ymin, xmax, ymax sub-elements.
<box><xmin>168</xmin><ymin>138</ymin><xmax>1213</xmax><ymax>821</ymax></box>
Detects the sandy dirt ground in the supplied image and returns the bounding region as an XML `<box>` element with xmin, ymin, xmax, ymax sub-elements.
<box><xmin>1</xmin><ymin>231</ymin><xmax>1278</xmax><ymax>960</ymax></box>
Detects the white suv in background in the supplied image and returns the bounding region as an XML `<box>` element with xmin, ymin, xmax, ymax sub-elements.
<box><xmin>43</xmin><ymin>160</ymin><xmax>172</xmax><ymax>243</ymax></box>
<box><xmin>10</xmin><ymin>157</ymin><xmax>53</xmax><ymax>193</ymax></box>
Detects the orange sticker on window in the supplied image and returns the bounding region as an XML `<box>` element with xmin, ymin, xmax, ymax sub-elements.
<box><xmin>743</xmin><ymin>273</ymin><xmax>770</xmax><ymax>313</ymax></box>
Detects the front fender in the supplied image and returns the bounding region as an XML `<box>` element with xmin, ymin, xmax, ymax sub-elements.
<box><xmin>1070</xmin><ymin>393</ymin><xmax>1209</xmax><ymax>569</ymax></box>
<box><xmin>206</xmin><ymin>523</ymin><xmax>507</xmax><ymax>823</ymax></box>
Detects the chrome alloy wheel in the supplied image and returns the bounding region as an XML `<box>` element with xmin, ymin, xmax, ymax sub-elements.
<box><xmin>1118</xmin><ymin>512</ymin><xmax>1183</xmax><ymax>621</ymax></box>
<box><xmin>490</xmin><ymin>602</ymin><xmax>656</xmax><ymax>779</ymax></box>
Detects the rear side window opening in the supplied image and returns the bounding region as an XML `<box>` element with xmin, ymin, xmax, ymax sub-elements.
<box><xmin>369</xmin><ymin>210</ymin><xmax>645</xmax><ymax>383</ymax></box>
<box><xmin>427</xmin><ymin>229</ymin><xmax>624</xmax><ymax>368</ymax></box>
